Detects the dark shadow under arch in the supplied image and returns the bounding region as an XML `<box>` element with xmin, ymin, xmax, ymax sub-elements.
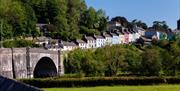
<box><xmin>33</xmin><ymin>57</ymin><xmax>57</xmax><ymax>78</ymax></box>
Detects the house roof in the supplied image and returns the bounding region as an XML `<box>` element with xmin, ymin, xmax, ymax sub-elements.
<box><xmin>103</xmin><ymin>33</ymin><xmax>112</xmax><ymax>37</ymax></box>
<box><xmin>111</xmin><ymin>32</ymin><xmax>118</xmax><ymax>36</ymax></box>
<box><xmin>85</xmin><ymin>36</ymin><xmax>95</xmax><ymax>40</ymax></box>
<box><xmin>61</xmin><ymin>41</ymin><xmax>77</xmax><ymax>46</ymax></box>
<box><xmin>76</xmin><ymin>39</ymin><xmax>86</xmax><ymax>43</ymax></box>
<box><xmin>35</xmin><ymin>37</ymin><xmax>51</xmax><ymax>42</ymax></box>
<box><xmin>95</xmin><ymin>35</ymin><xmax>105</xmax><ymax>39</ymax></box>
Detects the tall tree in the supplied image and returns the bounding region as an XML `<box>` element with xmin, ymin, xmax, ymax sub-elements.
<box><xmin>152</xmin><ymin>21</ymin><xmax>169</xmax><ymax>32</ymax></box>
<box><xmin>131</xmin><ymin>19</ymin><xmax>148</xmax><ymax>29</ymax></box>
<box><xmin>141</xmin><ymin>47</ymin><xmax>162</xmax><ymax>76</ymax></box>
<box><xmin>111</xmin><ymin>16</ymin><xmax>129</xmax><ymax>27</ymax></box>
<box><xmin>0</xmin><ymin>0</ymin><xmax>37</xmax><ymax>38</ymax></box>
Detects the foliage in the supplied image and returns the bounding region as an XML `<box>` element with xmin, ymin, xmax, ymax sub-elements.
<box><xmin>0</xmin><ymin>0</ymin><xmax>108</xmax><ymax>41</ymax></box>
<box><xmin>2</xmin><ymin>39</ymin><xmax>40</xmax><ymax>48</ymax></box>
<box><xmin>65</xmin><ymin>48</ymin><xmax>104</xmax><ymax>77</ymax></box>
<box><xmin>0</xmin><ymin>0</ymin><xmax>38</xmax><ymax>39</ymax></box>
<box><xmin>131</xmin><ymin>19</ymin><xmax>148</xmax><ymax>29</ymax></box>
<box><xmin>65</xmin><ymin>38</ymin><xmax>180</xmax><ymax>77</ymax></box>
<box><xmin>141</xmin><ymin>47</ymin><xmax>162</xmax><ymax>76</ymax></box>
<box><xmin>20</xmin><ymin>77</ymin><xmax>180</xmax><ymax>88</ymax></box>
<box><xmin>152</xmin><ymin>21</ymin><xmax>169</xmax><ymax>32</ymax></box>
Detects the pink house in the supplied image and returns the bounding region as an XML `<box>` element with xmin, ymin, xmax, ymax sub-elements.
<box><xmin>123</xmin><ymin>29</ymin><xmax>129</xmax><ymax>44</ymax></box>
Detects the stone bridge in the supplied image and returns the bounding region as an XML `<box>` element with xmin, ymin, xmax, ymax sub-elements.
<box><xmin>0</xmin><ymin>48</ymin><xmax>64</xmax><ymax>79</ymax></box>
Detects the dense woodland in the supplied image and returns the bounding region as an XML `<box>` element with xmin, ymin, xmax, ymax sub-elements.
<box><xmin>0</xmin><ymin>0</ymin><xmax>108</xmax><ymax>41</ymax></box>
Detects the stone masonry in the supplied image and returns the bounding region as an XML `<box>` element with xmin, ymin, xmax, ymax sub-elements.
<box><xmin>0</xmin><ymin>48</ymin><xmax>64</xmax><ymax>79</ymax></box>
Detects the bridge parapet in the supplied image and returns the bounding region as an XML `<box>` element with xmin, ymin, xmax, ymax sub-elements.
<box><xmin>29</xmin><ymin>48</ymin><xmax>58</xmax><ymax>54</ymax></box>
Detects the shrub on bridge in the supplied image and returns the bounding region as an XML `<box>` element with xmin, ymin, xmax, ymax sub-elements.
<box><xmin>3</xmin><ymin>39</ymin><xmax>40</xmax><ymax>48</ymax></box>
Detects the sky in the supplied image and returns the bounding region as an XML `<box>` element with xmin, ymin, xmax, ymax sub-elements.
<box><xmin>85</xmin><ymin>0</ymin><xmax>180</xmax><ymax>29</ymax></box>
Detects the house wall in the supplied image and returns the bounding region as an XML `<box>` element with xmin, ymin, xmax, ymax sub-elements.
<box><xmin>128</xmin><ymin>33</ymin><xmax>133</xmax><ymax>43</ymax></box>
<box><xmin>105</xmin><ymin>37</ymin><xmax>112</xmax><ymax>45</ymax></box>
<box><xmin>124</xmin><ymin>33</ymin><xmax>129</xmax><ymax>44</ymax></box>
<box><xmin>78</xmin><ymin>43</ymin><xmax>87</xmax><ymax>49</ymax></box>
<box><xmin>119</xmin><ymin>35</ymin><xmax>124</xmax><ymax>44</ymax></box>
<box><xmin>112</xmin><ymin>36</ymin><xmax>119</xmax><ymax>44</ymax></box>
<box><xmin>87</xmin><ymin>40</ymin><xmax>96</xmax><ymax>48</ymax></box>
<box><xmin>96</xmin><ymin>39</ymin><xmax>106</xmax><ymax>48</ymax></box>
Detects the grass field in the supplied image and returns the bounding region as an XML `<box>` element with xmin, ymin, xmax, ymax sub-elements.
<box><xmin>44</xmin><ymin>85</ymin><xmax>180</xmax><ymax>91</ymax></box>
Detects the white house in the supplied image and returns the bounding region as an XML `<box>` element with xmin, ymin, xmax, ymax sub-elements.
<box><xmin>135</xmin><ymin>27</ymin><xmax>145</xmax><ymax>36</ymax></box>
<box><xmin>102</xmin><ymin>32</ymin><xmax>113</xmax><ymax>45</ymax></box>
<box><xmin>114</xmin><ymin>31</ymin><xmax>124</xmax><ymax>44</ymax></box>
<box><xmin>111</xmin><ymin>32</ymin><xmax>119</xmax><ymax>44</ymax></box>
<box><xmin>94</xmin><ymin>35</ymin><xmax>106</xmax><ymax>48</ymax></box>
<box><xmin>75</xmin><ymin>39</ymin><xmax>87</xmax><ymax>49</ymax></box>
<box><xmin>83</xmin><ymin>35</ymin><xmax>96</xmax><ymax>48</ymax></box>
<box><xmin>128</xmin><ymin>29</ymin><xmax>135</xmax><ymax>42</ymax></box>
<box><xmin>59</xmin><ymin>41</ymin><xmax>77</xmax><ymax>51</ymax></box>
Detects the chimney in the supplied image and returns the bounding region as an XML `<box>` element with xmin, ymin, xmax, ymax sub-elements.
<box><xmin>93</xmin><ymin>33</ymin><xmax>96</xmax><ymax>39</ymax></box>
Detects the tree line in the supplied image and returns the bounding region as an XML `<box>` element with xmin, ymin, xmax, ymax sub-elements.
<box><xmin>65</xmin><ymin>37</ymin><xmax>180</xmax><ymax>77</ymax></box>
<box><xmin>0</xmin><ymin>0</ymin><xmax>108</xmax><ymax>41</ymax></box>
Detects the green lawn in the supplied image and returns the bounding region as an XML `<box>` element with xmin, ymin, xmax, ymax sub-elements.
<box><xmin>44</xmin><ymin>85</ymin><xmax>180</xmax><ymax>91</ymax></box>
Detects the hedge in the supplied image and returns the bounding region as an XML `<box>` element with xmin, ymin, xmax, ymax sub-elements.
<box><xmin>19</xmin><ymin>77</ymin><xmax>180</xmax><ymax>88</ymax></box>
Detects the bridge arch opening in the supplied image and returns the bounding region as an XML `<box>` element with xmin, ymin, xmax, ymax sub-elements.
<box><xmin>33</xmin><ymin>57</ymin><xmax>57</xmax><ymax>78</ymax></box>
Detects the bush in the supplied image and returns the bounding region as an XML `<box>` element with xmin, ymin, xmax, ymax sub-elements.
<box><xmin>19</xmin><ymin>77</ymin><xmax>180</xmax><ymax>88</ymax></box>
<box><xmin>2</xmin><ymin>39</ymin><xmax>40</xmax><ymax>48</ymax></box>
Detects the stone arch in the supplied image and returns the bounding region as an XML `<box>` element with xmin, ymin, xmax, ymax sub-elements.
<box><xmin>33</xmin><ymin>57</ymin><xmax>57</xmax><ymax>78</ymax></box>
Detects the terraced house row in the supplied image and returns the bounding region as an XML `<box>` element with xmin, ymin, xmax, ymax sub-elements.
<box><xmin>36</xmin><ymin>27</ymin><xmax>145</xmax><ymax>51</ymax></box>
<box><xmin>35</xmin><ymin>20</ymin><xmax>180</xmax><ymax>51</ymax></box>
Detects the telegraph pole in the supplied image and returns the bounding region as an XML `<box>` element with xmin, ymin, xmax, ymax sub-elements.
<box><xmin>0</xmin><ymin>19</ymin><xmax>3</xmax><ymax>48</ymax></box>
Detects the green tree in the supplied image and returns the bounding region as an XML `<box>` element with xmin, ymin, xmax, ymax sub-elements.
<box><xmin>65</xmin><ymin>49</ymin><xmax>104</xmax><ymax>76</ymax></box>
<box><xmin>152</xmin><ymin>21</ymin><xmax>169</xmax><ymax>32</ymax></box>
<box><xmin>79</xmin><ymin>7</ymin><xmax>107</xmax><ymax>36</ymax></box>
<box><xmin>124</xmin><ymin>48</ymin><xmax>142</xmax><ymax>75</ymax></box>
<box><xmin>131</xmin><ymin>19</ymin><xmax>148</xmax><ymax>29</ymax></box>
<box><xmin>141</xmin><ymin>47</ymin><xmax>162</xmax><ymax>76</ymax></box>
<box><xmin>111</xmin><ymin>16</ymin><xmax>129</xmax><ymax>27</ymax></box>
<box><xmin>0</xmin><ymin>0</ymin><xmax>36</xmax><ymax>39</ymax></box>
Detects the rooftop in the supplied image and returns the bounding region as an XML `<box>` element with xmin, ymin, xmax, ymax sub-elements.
<box><xmin>76</xmin><ymin>39</ymin><xmax>86</xmax><ymax>43</ymax></box>
<box><xmin>61</xmin><ymin>41</ymin><xmax>77</xmax><ymax>46</ymax></box>
<box><xmin>85</xmin><ymin>36</ymin><xmax>95</xmax><ymax>40</ymax></box>
<box><xmin>95</xmin><ymin>35</ymin><xmax>105</xmax><ymax>39</ymax></box>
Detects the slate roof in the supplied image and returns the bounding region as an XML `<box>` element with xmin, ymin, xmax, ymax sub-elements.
<box><xmin>35</xmin><ymin>37</ymin><xmax>51</xmax><ymax>42</ymax></box>
<box><xmin>111</xmin><ymin>32</ymin><xmax>119</xmax><ymax>36</ymax></box>
<box><xmin>103</xmin><ymin>33</ymin><xmax>112</xmax><ymax>37</ymax></box>
<box><xmin>61</xmin><ymin>41</ymin><xmax>77</xmax><ymax>46</ymax></box>
<box><xmin>85</xmin><ymin>36</ymin><xmax>95</xmax><ymax>40</ymax></box>
<box><xmin>76</xmin><ymin>39</ymin><xmax>86</xmax><ymax>43</ymax></box>
<box><xmin>0</xmin><ymin>75</ymin><xmax>42</xmax><ymax>91</ymax></box>
<box><xmin>95</xmin><ymin>35</ymin><xmax>105</xmax><ymax>39</ymax></box>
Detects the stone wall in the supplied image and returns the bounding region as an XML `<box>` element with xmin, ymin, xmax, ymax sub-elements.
<box><xmin>0</xmin><ymin>48</ymin><xmax>13</xmax><ymax>78</ymax></box>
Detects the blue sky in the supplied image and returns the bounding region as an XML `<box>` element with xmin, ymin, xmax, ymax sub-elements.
<box><xmin>85</xmin><ymin>0</ymin><xmax>180</xmax><ymax>29</ymax></box>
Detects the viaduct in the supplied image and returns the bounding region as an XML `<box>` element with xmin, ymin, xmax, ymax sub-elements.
<box><xmin>0</xmin><ymin>48</ymin><xmax>64</xmax><ymax>79</ymax></box>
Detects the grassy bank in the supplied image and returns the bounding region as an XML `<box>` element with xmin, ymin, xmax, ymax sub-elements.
<box><xmin>44</xmin><ymin>85</ymin><xmax>180</xmax><ymax>91</ymax></box>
